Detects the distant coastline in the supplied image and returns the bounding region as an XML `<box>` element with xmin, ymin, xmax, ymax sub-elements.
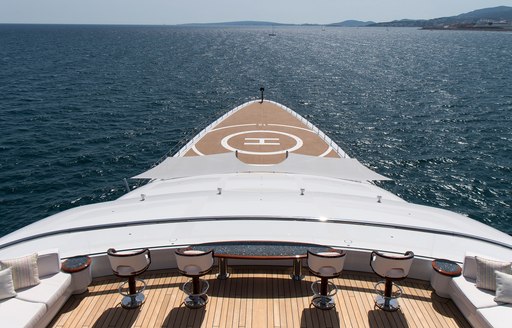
<box><xmin>422</xmin><ymin>25</ymin><xmax>512</xmax><ymax>32</ymax></box>
<box><xmin>176</xmin><ymin>6</ymin><xmax>512</xmax><ymax>30</ymax></box>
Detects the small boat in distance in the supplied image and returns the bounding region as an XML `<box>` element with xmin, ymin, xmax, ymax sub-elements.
<box><xmin>1</xmin><ymin>95</ymin><xmax>511</xmax><ymax>327</ymax></box>
<box><xmin>269</xmin><ymin>25</ymin><xmax>276</xmax><ymax>36</ymax></box>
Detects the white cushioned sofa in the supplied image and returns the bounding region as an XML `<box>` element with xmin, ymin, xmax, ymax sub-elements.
<box><xmin>450</xmin><ymin>254</ymin><xmax>512</xmax><ymax>328</ymax></box>
<box><xmin>0</xmin><ymin>249</ymin><xmax>72</xmax><ymax>328</ymax></box>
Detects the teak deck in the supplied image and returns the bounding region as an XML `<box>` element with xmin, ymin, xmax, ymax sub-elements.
<box><xmin>50</xmin><ymin>267</ymin><xmax>470</xmax><ymax>328</ymax></box>
<box><xmin>184</xmin><ymin>102</ymin><xmax>339</xmax><ymax>164</ymax></box>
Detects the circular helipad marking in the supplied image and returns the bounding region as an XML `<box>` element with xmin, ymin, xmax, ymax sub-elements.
<box><xmin>221</xmin><ymin>130</ymin><xmax>303</xmax><ymax>155</ymax></box>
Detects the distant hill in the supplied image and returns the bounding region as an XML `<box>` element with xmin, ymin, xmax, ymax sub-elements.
<box><xmin>328</xmin><ymin>20</ymin><xmax>375</xmax><ymax>27</ymax></box>
<box><xmin>177</xmin><ymin>7</ymin><xmax>511</xmax><ymax>29</ymax></box>
<box><xmin>369</xmin><ymin>6</ymin><xmax>512</xmax><ymax>27</ymax></box>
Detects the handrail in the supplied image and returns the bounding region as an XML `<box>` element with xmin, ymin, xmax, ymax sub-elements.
<box><xmin>265</xmin><ymin>100</ymin><xmax>348</xmax><ymax>158</ymax></box>
<box><xmin>2</xmin><ymin>216</ymin><xmax>512</xmax><ymax>251</ymax></box>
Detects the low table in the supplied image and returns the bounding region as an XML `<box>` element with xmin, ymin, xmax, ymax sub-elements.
<box><xmin>192</xmin><ymin>241</ymin><xmax>330</xmax><ymax>280</ymax></box>
<box><xmin>431</xmin><ymin>258</ymin><xmax>462</xmax><ymax>298</ymax></box>
<box><xmin>61</xmin><ymin>255</ymin><xmax>92</xmax><ymax>294</ymax></box>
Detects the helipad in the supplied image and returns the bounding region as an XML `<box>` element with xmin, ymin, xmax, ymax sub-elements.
<box><xmin>184</xmin><ymin>101</ymin><xmax>339</xmax><ymax>164</ymax></box>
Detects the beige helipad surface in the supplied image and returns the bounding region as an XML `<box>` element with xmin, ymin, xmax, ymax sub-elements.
<box><xmin>184</xmin><ymin>102</ymin><xmax>339</xmax><ymax>164</ymax></box>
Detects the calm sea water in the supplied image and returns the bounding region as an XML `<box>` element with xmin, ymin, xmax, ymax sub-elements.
<box><xmin>0</xmin><ymin>25</ymin><xmax>511</xmax><ymax>236</ymax></box>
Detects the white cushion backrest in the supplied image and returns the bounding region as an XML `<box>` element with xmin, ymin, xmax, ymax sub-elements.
<box><xmin>308</xmin><ymin>252</ymin><xmax>345</xmax><ymax>274</ymax></box>
<box><xmin>37</xmin><ymin>250</ymin><xmax>60</xmax><ymax>277</ymax></box>
<box><xmin>463</xmin><ymin>255</ymin><xmax>478</xmax><ymax>280</ymax></box>
<box><xmin>108</xmin><ymin>250</ymin><xmax>149</xmax><ymax>273</ymax></box>
<box><xmin>372</xmin><ymin>252</ymin><xmax>413</xmax><ymax>278</ymax></box>
<box><xmin>176</xmin><ymin>251</ymin><xmax>213</xmax><ymax>273</ymax></box>
<box><xmin>462</xmin><ymin>253</ymin><xmax>510</xmax><ymax>280</ymax></box>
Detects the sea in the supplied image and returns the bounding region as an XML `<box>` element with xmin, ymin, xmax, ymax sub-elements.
<box><xmin>0</xmin><ymin>25</ymin><xmax>511</xmax><ymax>237</ymax></box>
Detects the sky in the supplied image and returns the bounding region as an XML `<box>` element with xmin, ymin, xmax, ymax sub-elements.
<box><xmin>0</xmin><ymin>0</ymin><xmax>511</xmax><ymax>25</ymax></box>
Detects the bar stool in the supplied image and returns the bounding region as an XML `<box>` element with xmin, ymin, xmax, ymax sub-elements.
<box><xmin>175</xmin><ymin>248</ymin><xmax>214</xmax><ymax>309</ymax></box>
<box><xmin>107</xmin><ymin>248</ymin><xmax>151</xmax><ymax>309</ymax></box>
<box><xmin>307</xmin><ymin>249</ymin><xmax>346</xmax><ymax>310</ymax></box>
<box><xmin>370</xmin><ymin>250</ymin><xmax>414</xmax><ymax>311</ymax></box>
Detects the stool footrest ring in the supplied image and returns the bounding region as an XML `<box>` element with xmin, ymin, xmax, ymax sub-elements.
<box><xmin>118</xmin><ymin>279</ymin><xmax>147</xmax><ymax>309</ymax></box>
<box><xmin>373</xmin><ymin>280</ymin><xmax>403</xmax><ymax>312</ymax></box>
<box><xmin>182</xmin><ymin>279</ymin><xmax>210</xmax><ymax>309</ymax></box>
<box><xmin>311</xmin><ymin>280</ymin><xmax>338</xmax><ymax>310</ymax></box>
<box><xmin>311</xmin><ymin>280</ymin><xmax>338</xmax><ymax>297</ymax></box>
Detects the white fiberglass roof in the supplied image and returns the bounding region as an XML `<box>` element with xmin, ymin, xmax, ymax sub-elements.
<box><xmin>1</xmin><ymin>172</ymin><xmax>511</xmax><ymax>262</ymax></box>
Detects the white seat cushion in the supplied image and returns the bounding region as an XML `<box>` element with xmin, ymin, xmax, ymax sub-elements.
<box><xmin>477</xmin><ymin>305</ymin><xmax>512</xmax><ymax>328</ymax></box>
<box><xmin>451</xmin><ymin>275</ymin><xmax>499</xmax><ymax>311</ymax></box>
<box><xmin>0</xmin><ymin>297</ymin><xmax>46</xmax><ymax>328</ymax></box>
<box><xmin>183</xmin><ymin>250</ymin><xmax>205</xmax><ymax>255</ymax></box>
<box><xmin>15</xmin><ymin>272</ymin><xmax>71</xmax><ymax>309</ymax></box>
<box><xmin>316</xmin><ymin>252</ymin><xmax>341</xmax><ymax>257</ymax></box>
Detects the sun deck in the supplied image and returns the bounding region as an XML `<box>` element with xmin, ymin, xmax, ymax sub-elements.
<box><xmin>50</xmin><ymin>267</ymin><xmax>470</xmax><ymax>328</ymax></box>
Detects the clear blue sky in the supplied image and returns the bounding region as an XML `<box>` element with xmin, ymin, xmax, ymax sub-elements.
<box><xmin>0</xmin><ymin>0</ymin><xmax>510</xmax><ymax>25</ymax></box>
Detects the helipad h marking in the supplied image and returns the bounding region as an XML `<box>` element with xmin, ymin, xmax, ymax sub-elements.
<box><xmin>244</xmin><ymin>138</ymin><xmax>280</xmax><ymax>146</ymax></box>
<box><xmin>221</xmin><ymin>130</ymin><xmax>303</xmax><ymax>155</ymax></box>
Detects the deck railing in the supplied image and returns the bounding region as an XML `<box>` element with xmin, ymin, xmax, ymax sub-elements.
<box><xmin>172</xmin><ymin>99</ymin><xmax>348</xmax><ymax>159</ymax></box>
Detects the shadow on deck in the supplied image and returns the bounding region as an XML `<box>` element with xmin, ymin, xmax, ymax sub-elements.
<box><xmin>50</xmin><ymin>266</ymin><xmax>470</xmax><ymax>328</ymax></box>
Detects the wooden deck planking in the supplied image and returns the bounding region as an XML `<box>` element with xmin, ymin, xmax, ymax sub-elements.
<box><xmin>49</xmin><ymin>267</ymin><xmax>471</xmax><ymax>328</ymax></box>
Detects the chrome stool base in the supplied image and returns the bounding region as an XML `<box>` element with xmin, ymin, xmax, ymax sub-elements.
<box><xmin>311</xmin><ymin>280</ymin><xmax>338</xmax><ymax>310</ymax></box>
<box><xmin>375</xmin><ymin>295</ymin><xmax>400</xmax><ymax>311</ymax></box>
<box><xmin>119</xmin><ymin>279</ymin><xmax>147</xmax><ymax>309</ymax></box>
<box><xmin>182</xmin><ymin>279</ymin><xmax>210</xmax><ymax>309</ymax></box>
<box><xmin>374</xmin><ymin>280</ymin><xmax>403</xmax><ymax>312</ymax></box>
<box><xmin>184</xmin><ymin>295</ymin><xmax>209</xmax><ymax>309</ymax></box>
<box><xmin>312</xmin><ymin>295</ymin><xmax>336</xmax><ymax>310</ymax></box>
<box><xmin>121</xmin><ymin>293</ymin><xmax>145</xmax><ymax>309</ymax></box>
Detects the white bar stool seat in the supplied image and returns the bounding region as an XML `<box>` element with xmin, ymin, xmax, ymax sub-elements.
<box><xmin>175</xmin><ymin>248</ymin><xmax>214</xmax><ymax>309</ymax></box>
<box><xmin>307</xmin><ymin>249</ymin><xmax>346</xmax><ymax>310</ymax></box>
<box><xmin>107</xmin><ymin>248</ymin><xmax>151</xmax><ymax>309</ymax></box>
<box><xmin>370</xmin><ymin>250</ymin><xmax>414</xmax><ymax>311</ymax></box>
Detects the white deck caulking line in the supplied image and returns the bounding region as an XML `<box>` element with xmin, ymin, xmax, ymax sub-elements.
<box><xmin>267</xmin><ymin>123</ymin><xmax>317</xmax><ymax>133</ymax></box>
<box><xmin>210</xmin><ymin>123</ymin><xmax>258</xmax><ymax>132</ymax></box>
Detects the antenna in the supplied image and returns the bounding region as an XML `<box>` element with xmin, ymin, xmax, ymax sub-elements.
<box><xmin>260</xmin><ymin>87</ymin><xmax>265</xmax><ymax>103</ymax></box>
